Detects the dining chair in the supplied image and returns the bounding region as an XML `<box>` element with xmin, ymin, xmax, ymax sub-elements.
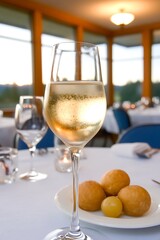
<box><xmin>14</xmin><ymin>127</ymin><xmax>55</xmax><ymax>150</ymax></box>
<box><xmin>86</xmin><ymin>128</ymin><xmax>116</xmax><ymax>147</ymax></box>
<box><xmin>112</xmin><ymin>107</ymin><xmax>131</xmax><ymax>133</ymax></box>
<box><xmin>117</xmin><ymin>124</ymin><xmax>160</xmax><ymax>148</ymax></box>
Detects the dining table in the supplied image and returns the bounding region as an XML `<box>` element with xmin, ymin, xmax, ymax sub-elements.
<box><xmin>103</xmin><ymin>107</ymin><xmax>160</xmax><ymax>134</ymax></box>
<box><xmin>0</xmin><ymin>146</ymin><xmax>160</xmax><ymax>240</ymax></box>
<box><xmin>0</xmin><ymin>117</ymin><xmax>16</xmax><ymax>147</ymax></box>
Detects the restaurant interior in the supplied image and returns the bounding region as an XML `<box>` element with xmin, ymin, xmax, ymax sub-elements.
<box><xmin>1</xmin><ymin>0</ymin><xmax>160</xmax><ymax>147</ymax></box>
<box><xmin>1</xmin><ymin>1</ymin><xmax>160</xmax><ymax>240</ymax></box>
<box><xmin>0</xmin><ymin>0</ymin><xmax>160</xmax><ymax>240</ymax></box>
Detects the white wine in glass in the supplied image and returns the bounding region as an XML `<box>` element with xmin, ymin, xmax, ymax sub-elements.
<box><xmin>44</xmin><ymin>42</ymin><xmax>106</xmax><ymax>240</ymax></box>
<box><xmin>15</xmin><ymin>96</ymin><xmax>48</xmax><ymax>182</ymax></box>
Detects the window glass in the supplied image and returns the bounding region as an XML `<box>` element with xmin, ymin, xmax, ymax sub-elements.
<box><xmin>0</xmin><ymin>6</ymin><xmax>32</xmax><ymax>111</ymax></box>
<box><xmin>42</xmin><ymin>19</ymin><xmax>75</xmax><ymax>84</ymax></box>
<box><xmin>113</xmin><ymin>34</ymin><xmax>143</xmax><ymax>103</ymax></box>
<box><xmin>152</xmin><ymin>30</ymin><xmax>160</xmax><ymax>99</ymax></box>
<box><xmin>83</xmin><ymin>31</ymin><xmax>107</xmax><ymax>86</ymax></box>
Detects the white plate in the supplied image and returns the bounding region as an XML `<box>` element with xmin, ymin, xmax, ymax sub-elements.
<box><xmin>54</xmin><ymin>185</ymin><xmax>160</xmax><ymax>229</ymax></box>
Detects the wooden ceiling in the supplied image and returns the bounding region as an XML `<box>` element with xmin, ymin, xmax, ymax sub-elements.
<box><xmin>30</xmin><ymin>0</ymin><xmax>160</xmax><ymax>31</ymax></box>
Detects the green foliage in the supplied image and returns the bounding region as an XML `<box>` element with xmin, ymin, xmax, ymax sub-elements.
<box><xmin>115</xmin><ymin>81</ymin><xmax>141</xmax><ymax>103</ymax></box>
<box><xmin>1</xmin><ymin>81</ymin><xmax>160</xmax><ymax>109</ymax></box>
<box><xmin>114</xmin><ymin>81</ymin><xmax>160</xmax><ymax>103</ymax></box>
<box><xmin>0</xmin><ymin>84</ymin><xmax>32</xmax><ymax>108</ymax></box>
<box><xmin>152</xmin><ymin>82</ymin><xmax>160</xmax><ymax>97</ymax></box>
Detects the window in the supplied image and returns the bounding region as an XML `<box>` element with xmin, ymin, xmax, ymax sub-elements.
<box><xmin>113</xmin><ymin>34</ymin><xmax>143</xmax><ymax>103</ymax></box>
<box><xmin>42</xmin><ymin>19</ymin><xmax>76</xmax><ymax>85</ymax></box>
<box><xmin>0</xmin><ymin>6</ymin><xmax>32</xmax><ymax>110</ymax></box>
<box><xmin>83</xmin><ymin>31</ymin><xmax>108</xmax><ymax>86</ymax></box>
<box><xmin>152</xmin><ymin>30</ymin><xmax>160</xmax><ymax>98</ymax></box>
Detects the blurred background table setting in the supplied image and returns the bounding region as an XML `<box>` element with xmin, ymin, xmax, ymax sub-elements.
<box><xmin>0</xmin><ymin>117</ymin><xmax>16</xmax><ymax>147</ymax></box>
<box><xmin>110</xmin><ymin>142</ymin><xmax>160</xmax><ymax>159</ymax></box>
<box><xmin>103</xmin><ymin>106</ymin><xmax>160</xmax><ymax>135</ymax></box>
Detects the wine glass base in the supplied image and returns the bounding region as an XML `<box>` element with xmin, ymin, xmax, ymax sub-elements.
<box><xmin>19</xmin><ymin>170</ymin><xmax>47</xmax><ymax>182</ymax></box>
<box><xmin>44</xmin><ymin>227</ymin><xmax>105</xmax><ymax>240</ymax></box>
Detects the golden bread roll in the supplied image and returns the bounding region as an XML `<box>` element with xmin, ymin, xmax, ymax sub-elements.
<box><xmin>100</xmin><ymin>169</ymin><xmax>130</xmax><ymax>196</ymax></box>
<box><xmin>79</xmin><ymin>180</ymin><xmax>106</xmax><ymax>211</ymax></box>
<box><xmin>118</xmin><ymin>185</ymin><xmax>151</xmax><ymax>216</ymax></box>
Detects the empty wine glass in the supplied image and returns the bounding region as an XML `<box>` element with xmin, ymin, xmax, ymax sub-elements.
<box><xmin>43</xmin><ymin>42</ymin><xmax>106</xmax><ymax>239</ymax></box>
<box><xmin>15</xmin><ymin>96</ymin><xmax>48</xmax><ymax>182</ymax></box>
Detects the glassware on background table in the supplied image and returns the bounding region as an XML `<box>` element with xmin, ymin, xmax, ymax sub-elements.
<box><xmin>0</xmin><ymin>147</ymin><xmax>18</xmax><ymax>184</ymax></box>
<box><xmin>43</xmin><ymin>42</ymin><xmax>106</xmax><ymax>240</ymax></box>
<box><xmin>15</xmin><ymin>96</ymin><xmax>48</xmax><ymax>182</ymax></box>
<box><xmin>54</xmin><ymin>146</ymin><xmax>72</xmax><ymax>173</ymax></box>
<box><xmin>54</xmin><ymin>136</ymin><xmax>72</xmax><ymax>173</ymax></box>
<box><xmin>152</xmin><ymin>96</ymin><xmax>160</xmax><ymax>107</ymax></box>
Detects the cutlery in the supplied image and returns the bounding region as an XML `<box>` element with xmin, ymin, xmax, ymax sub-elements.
<box><xmin>135</xmin><ymin>147</ymin><xmax>160</xmax><ymax>158</ymax></box>
<box><xmin>37</xmin><ymin>148</ymin><xmax>55</xmax><ymax>155</ymax></box>
<box><xmin>152</xmin><ymin>179</ymin><xmax>160</xmax><ymax>185</ymax></box>
<box><xmin>38</xmin><ymin>148</ymin><xmax>49</xmax><ymax>155</ymax></box>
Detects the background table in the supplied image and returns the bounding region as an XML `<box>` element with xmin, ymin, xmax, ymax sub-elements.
<box><xmin>0</xmin><ymin>147</ymin><xmax>160</xmax><ymax>240</ymax></box>
<box><xmin>103</xmin><ymin>107</ymin><xmax>160</xmax><ymax>134</ymax></box>
<box><xmin>0</xmin><ymin>117</ymin><xmax>16</xmax><ymax>147</ymax></box>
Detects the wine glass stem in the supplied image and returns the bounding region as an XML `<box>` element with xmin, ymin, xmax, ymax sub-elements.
<box><xmin>68</xmin><ymin>150</ymin><xmax>83</xmax><ymax>238</ymax></box>
<box><xmin>29</xmin><ymin>145</ymin><xmax>36</xmax><ymax>172</ymax></box>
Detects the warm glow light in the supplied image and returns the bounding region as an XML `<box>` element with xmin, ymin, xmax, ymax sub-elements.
<box><xmin>111</xmin><ymin>12</ymin><xmax>135</xmax><ymax>26</ymax></box>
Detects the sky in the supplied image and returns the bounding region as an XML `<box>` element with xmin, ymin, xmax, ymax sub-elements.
<box><xmin>0</xmin><ymin>24</ymin><xmax>32</xmax><ymax>86</ymax></box>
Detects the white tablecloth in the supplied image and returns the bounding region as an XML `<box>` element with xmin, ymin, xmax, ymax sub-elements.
<box><xmin>0</xmin><ymin>147</ymin><xmax>160</xmax><ymax>240</ymax></box>
<box><xmin>103</xmin><ymin>107</ymin><xmax>160</xmax><ymax>134</ymax></box>
<box><xmin>0</xmin><ymin>117</ymin><xmax>16</xmax><ymax>147</ymax></box>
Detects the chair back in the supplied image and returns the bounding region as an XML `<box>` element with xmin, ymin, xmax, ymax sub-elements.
<box><xmin>117</xmin><ymin>124</ymin><xmax>160</xmax><ymax>148</ymax></box>
<box><xmin>15</xmin><ymin>128</ymin><xmax>54</xmax><ymax>150</ymax></box>
<box><xmin>112</xmin><ymin>107</ymin><xmax>131</xmax><ymax>132</ymax></box>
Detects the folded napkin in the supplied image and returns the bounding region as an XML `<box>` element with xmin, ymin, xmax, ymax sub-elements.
<box><xmin>110</xmin><ymin>142</ymin><xmax>151</xmax><ymax>158</ymax></box>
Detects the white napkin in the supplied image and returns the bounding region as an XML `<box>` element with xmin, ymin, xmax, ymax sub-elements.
<box><xmin>110</xmin><ymin>142</ymin><xmax>151</xmax><ymax>158</ymax></box>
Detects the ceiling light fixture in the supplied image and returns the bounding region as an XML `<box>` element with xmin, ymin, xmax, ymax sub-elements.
<box><xmin>110</xmin><ymin>10</ymin><xmax>135</xmax><ymax>26</ymax></box>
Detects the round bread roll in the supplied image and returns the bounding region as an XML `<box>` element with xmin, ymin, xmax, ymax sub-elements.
<box><xmin>118</xmin><ymin>185</ymin><xmax>151</xmax><ymax>216</ymax></box>
<box><xmin>100</xmin><ymin>169</ymin><xmax>130</xmax><ymax>196</ymax></box>
<box><xmin>79</xmin><ymin>180</ymin><xmax>106</xmax><ymax>211</ymax></box>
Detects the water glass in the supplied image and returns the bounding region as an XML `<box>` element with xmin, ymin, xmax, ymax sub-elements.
<box><xmin>0</xmin><ymin>147</ymin><xmax>18</xmax><ymax>184</ymax></box>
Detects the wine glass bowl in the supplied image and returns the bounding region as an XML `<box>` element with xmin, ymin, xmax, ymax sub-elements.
<box><xmin>45</xmin><ymin>82</ymin><xmax>106</xmax><ymax>148</ymax></box>
<box><xmin>15</xmin><ymin>96</ymin><xmax>48</xmax><ymax>182</ymax></box>
<box><xmin>43</xmin><ymin>42</ymin><xmax>106</xmax><ymax>240</ymax></box>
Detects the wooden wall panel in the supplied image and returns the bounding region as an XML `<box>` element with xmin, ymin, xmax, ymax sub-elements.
<box><xmin>142</xmin><ymin>30</ymin><xmax>152</xmax><ymax>98</ymax></box>
<box><xmin>32</xmin><ymin>10</ymin><xmax>43</xmax><ymax>96</ymax></box>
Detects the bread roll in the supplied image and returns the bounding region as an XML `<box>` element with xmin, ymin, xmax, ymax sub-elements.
<box><xmin>118</xmin><ymin>185</ymin><xmax>151</xmax><ymax>216</ymax></box>
<box><xmin>101</xmin><ymin>169</ymin><xmax>130</xmax><ymax>196</ymax></box>
<box><xmin>79</xmin><ymin>180</ymin><xmax>106</xmax><ymax>211</ymax></box>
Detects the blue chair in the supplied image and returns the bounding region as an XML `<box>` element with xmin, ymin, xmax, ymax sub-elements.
<box><xmin>15</xmin><ymin>128</ymin><xmax>55</xmax><ymax>150</ymax></box>
<box><xmin>117</xmin><ymin>124</ymin><xmax>160</xmax><ymax>148</ymax></box>
<box><xmin>86</xmin><ymin>128</ymin><xmax>115</xmax><ymax>147</ymax></box>
<box><xmin>112</xmin><ymin>107</ymin><xmax>131</xmax><ymax>133</ymax></box>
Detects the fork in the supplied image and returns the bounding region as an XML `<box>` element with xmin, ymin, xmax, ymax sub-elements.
<box><xmin>135</xmin><ymin>147</ymin><xmax>160</xmax><ymax>158</ymax></box>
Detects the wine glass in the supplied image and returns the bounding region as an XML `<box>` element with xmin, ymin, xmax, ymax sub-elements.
<box><xmin>43</xmin><ymin>42</ymin><xmax>106</xmax><ymax>240</ymax></box>
<box><xmin>15</xmin><ymin>96</ymin><xmax>48</xmax><ymax>182</ymax></box>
